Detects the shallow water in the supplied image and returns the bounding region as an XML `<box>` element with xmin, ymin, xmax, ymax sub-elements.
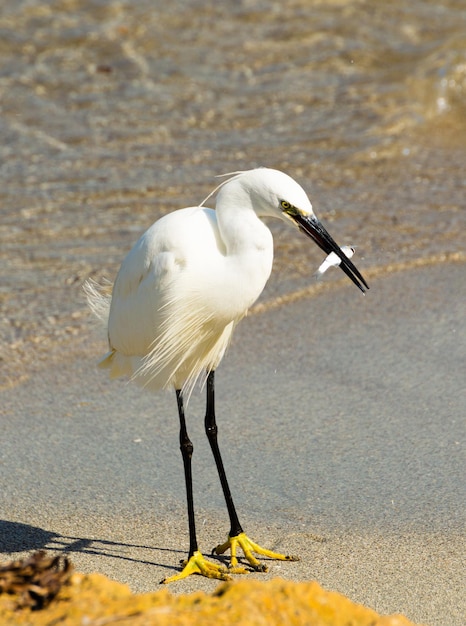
<box><xmin>1</xmin><ymin>0</ymin><xmax>465</xmax><ymax>384</ymax></box>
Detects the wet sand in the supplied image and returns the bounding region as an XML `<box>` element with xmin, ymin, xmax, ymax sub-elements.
<box><xmin>2</xmin><ymin>262</ymin><xmax>465</xmax><ymax>626</ymax></box>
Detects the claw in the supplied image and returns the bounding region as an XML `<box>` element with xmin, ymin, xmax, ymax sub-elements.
<box><xmin>161</xmin><ymin>550</ymin><xmax>231</xmax><ymax>584</ymax></box>
<box><xmin>214</xmin><ymin>532</ymin><xmax>299</xmax><ymax>572</ymax></box>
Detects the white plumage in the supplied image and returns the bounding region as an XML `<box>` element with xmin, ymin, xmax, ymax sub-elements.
<box><xmin>86</xmin><ymin>168</ymin><xmax>322</xmax><ymax>397</ymax></box>
<box><xmin>84</xmin><ymin>167</ymin><xmax>368</xmax><ymax>583</ymax></box>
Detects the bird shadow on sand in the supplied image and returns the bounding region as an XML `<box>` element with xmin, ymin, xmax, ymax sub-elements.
<box><xmin>0</xmin><ymin>520</ymin><xmax>203</xmax><ymax>574</ymax></box>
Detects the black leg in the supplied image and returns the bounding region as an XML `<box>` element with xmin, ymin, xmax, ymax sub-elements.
<box><xmin>204</xmin><ymin>370</ymin><xmax>243</xmax><ymax>537</ymax></box>
<box><xmin>176</xmin><ymin>389</ymin><xmax>198</xmax><ymax>557</ymax></box>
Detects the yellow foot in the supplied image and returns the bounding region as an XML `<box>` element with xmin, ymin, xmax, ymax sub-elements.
<box><xmin>161</xmin><ymin>550</ymin><xmax>231</xmax><ymax>584</ymax></box>
<box><xmin>213</xmin><ymin>532</ymin><xmax>300</xmax><ymax>573</ymax></box>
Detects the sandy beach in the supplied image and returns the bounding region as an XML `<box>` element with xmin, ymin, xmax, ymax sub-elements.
<box><xmin>2</xmin><ymin>262</ymin><xmax>465</xmax><ymax>626</ymax></box>
<box><xmin>1</xmin><ymin>3</ymin><xmax>465</xmax><ymax>624</ymax></box>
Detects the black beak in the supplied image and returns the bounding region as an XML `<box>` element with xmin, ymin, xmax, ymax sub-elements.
<box><xmin>294</xmin><ymin>213</ymin><xmax>369</xmax><ymax>293</ymax></box>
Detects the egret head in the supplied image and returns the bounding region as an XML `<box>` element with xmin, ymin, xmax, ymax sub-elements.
<box><xmin>220</xmin><ymin>168</ymin><xmax>369</xmax><ymax>293</ymax></box>
<box><xmin>224</xmin><ymin>168</ymin><xmax>314</xmax><ymax>220</ymax></box>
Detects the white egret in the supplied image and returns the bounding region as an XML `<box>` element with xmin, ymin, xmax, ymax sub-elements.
<box><xmin>314</xmin><ymin>245</ymin><xmax>356</xmax><ymax>280</ymax></box>
<box><xmin>85</xmin><ymin>167</ymin><xmax>368</xmax><ymax>583</ymax></box>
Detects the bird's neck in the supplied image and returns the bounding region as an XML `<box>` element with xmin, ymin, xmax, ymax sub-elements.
<box><xmin>220</xmin><ymin>206</ymin><xmax>272</xmax><ymax>255</ymax></box>
<box><xmin>214</xmin><ymin>201</ymin><xmax>274</xmax><ymax>312</ymax></box>
<box><xmin>215</xmin><ymin>185</ymin><xmax>273</xmax><ymax>255</ymax></box>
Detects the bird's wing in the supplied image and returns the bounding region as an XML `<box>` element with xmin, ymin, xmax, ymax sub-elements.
<box><xmin>102</xmin><ymin>207</ymin><xmax>235</xmax><ymax>395</ymax></box>
<box><xmin>107</xmin><ymin>212</ymin><xmax>195</xmax><ymax>358</ymax></box>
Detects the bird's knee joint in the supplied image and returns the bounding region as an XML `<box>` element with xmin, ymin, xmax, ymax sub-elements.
<box><xmin>205</xmin><ymin>422</ymin><xmax>218</xmax><ymax>439</ymax></box>
<box><xmin>180</xmin><ymin>438</ymin><xmax>193</xmax><ymax>458</ymax></box>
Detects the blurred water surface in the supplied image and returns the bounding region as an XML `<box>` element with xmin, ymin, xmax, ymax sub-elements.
<box><xmin>1</xmin><ymin>0</ymin><xmax>465</xmax><ymax>383</ymax></box>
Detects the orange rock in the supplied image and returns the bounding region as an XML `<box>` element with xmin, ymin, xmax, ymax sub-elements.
<box><xmin>0</xmin><ymin>573</ymin><xmax>422</xmax><ymax>626</ymax></box>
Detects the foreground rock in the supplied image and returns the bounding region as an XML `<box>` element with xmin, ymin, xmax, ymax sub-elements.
<box><xmin>0</xmin><ymin>553</ymin><xmax>421</xmax><ymax>626</ymax></box>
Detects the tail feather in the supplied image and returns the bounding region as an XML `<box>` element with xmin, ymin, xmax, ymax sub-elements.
<box><xmin>83</xmin><ymin>278</ymin><xmax>112</xmax><ymax>323</ymax></box>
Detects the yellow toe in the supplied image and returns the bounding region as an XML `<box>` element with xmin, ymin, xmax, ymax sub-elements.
<box><xmin>214</xmin><ymin>532</ymin><xmax>299</xmax><ymax>572</ymax></box>
<box><xmin>161</xmin><ymin>551</ymin><xmax>231</xmax><ymax>584</ymax></box>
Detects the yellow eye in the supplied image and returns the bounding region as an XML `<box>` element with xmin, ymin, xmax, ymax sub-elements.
<box><xmin>281</xmin><ymin>200</ymin><xmax>291</xmax><ymax>210</ymax></box>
